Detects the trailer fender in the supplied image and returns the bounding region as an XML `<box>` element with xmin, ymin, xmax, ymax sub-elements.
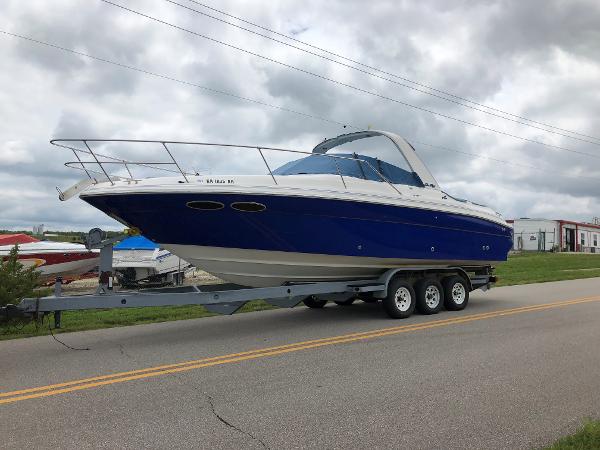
<box><xmin>375</xmin><ymin>267</ymin><xmax>474</xmax><ymax>298</ymax></box>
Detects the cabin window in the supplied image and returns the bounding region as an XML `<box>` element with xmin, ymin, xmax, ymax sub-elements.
<box><xmin>230</xmin><ymin>202</ymin><xmax>266</xmax><ymax>212</ymax></box>
<box><xmin>186</xmin><ymin>201</ymin><xmax>224</xmax><ymax>211</ymax></box>
<box><xmin>272</xmin><ymin>153</ymin><xmax>424</xmax><ymax>187</ymax></box>
<box><xmin>581</xmin><ymin>233</ymin><xmax>585</xmax><ymax>246</ymax></box>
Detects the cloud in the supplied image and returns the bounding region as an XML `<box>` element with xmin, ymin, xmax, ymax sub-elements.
<box><xmin>0</xmin><ymin>141</ymin><xmax>34</xmax><ymax>164</ymax></box>
<box><xmin>0</xmin><ymin>0</ymin><xmax>599</xmax><ymax>232</ymax></box>
<box><xmin>482</xmin><ymin>0</ymin><xmax>600</xmax><ymax>61</ymax></box>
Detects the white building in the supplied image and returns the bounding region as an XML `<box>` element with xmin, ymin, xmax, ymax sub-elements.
<box><xmin>32</xmin><ymin>224</ymin><xmax>44</xmax><ymax>236</ymax></box>
<box><xmin>508</xmin><ymin>218</ymin><xmax>600</xmax><ymax>253</ymax></box>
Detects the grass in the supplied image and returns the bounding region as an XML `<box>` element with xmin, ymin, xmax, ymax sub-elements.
<box><xmin>0</xmin><ymin>229</ymin><xmax>124</xmax><ymax>244</ymax></box>
<box><xmin>544</xmin><ymin>420</ymin><xmax>600</xmax><ymax>449</ymax></box>
<box><xmin>2</xmin><ymin>251</ymin><xmax>600</xmax><ymax>340</ymax></box>
<box><xmin>0</xmin><ymin>300</ymin><xmax>275</xmax><ymax>341</ymax></box>
<box><xmin>495</xmin><ymin>252</ymin><xmax>600</xmax><ymax>287</ymax></box>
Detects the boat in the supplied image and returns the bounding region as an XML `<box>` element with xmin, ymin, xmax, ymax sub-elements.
<box><xmin>54</xmin><ymin>130</ymin><xmax>513</xmax><ymax>287</ymax></box>
<box><xmin>113</xmin><ymin>235</ymin><xmax>192</xmax><ymax>287</ymax></box>
<box><xmin>0</xmin><ymin>233</ymin><xmax>39</xmax><ymax>246</ymax></box>
<box><xmin>0</xmin><ymin>234</ymin><xmax>99</xmax><ymax>281</ymax></box>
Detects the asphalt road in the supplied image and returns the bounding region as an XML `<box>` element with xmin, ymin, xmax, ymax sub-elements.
<box><xmin>1</xmin><ymin>278</ymin><xmax>600</xmax><ymax>449</ymax></box>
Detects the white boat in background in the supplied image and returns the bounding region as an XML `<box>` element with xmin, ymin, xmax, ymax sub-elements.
<box><xmin>113</xmin><ymin>236</ymin><xmax>192</xmax><ymax>287</ymax></box>
<box><xmin>0</xmin><ymin>234</ymin><xmax>99</xmax><ymax>281</ymax></box>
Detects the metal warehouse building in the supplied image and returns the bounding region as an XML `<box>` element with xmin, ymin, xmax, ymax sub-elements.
<box><xmin>507</xmin><ymin>218</ymin><xmax>600</xmax><ymax>252</ymax></box>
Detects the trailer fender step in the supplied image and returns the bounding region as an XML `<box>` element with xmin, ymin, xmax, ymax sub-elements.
<box><xmin>204</xmin><ymin>302</ymin><xmax>246</xmax><ymax>315</ymax></box>
<box><xmin>265</xmin><ymin>296</ymin><xmax>306</xmax><ymax>309</ymax></box>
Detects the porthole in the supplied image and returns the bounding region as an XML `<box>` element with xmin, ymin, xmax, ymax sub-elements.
<box><xmin>186</xmin><ymin>200</ymin><xmax>225</xmax><ymax>211</ymax></box>
<box><xmin>230</xmin><ymin>202</ymin><xmax>266</xmax><ymax>212</ymax></box>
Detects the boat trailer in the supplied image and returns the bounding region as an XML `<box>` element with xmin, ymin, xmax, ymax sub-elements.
<box><xmin>0</xmin><ymin>229</ymin><xmax>497</xmax><ymax>326</ymax></box>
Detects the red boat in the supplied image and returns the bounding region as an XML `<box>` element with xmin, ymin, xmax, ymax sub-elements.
<box><xmin>0</xmin><ymin>234</ymin><xmax>99</xmax><ymax>281</ymax></box>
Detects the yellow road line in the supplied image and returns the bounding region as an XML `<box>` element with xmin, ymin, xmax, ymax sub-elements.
<box><xmin>3</xmin><ymin>295</ymin><xmax>594</xmax><ymax>399</ymax></box>
<box><xmin>1</xmin><ymin>295</ymin><xmax>599</xmax><ymax>405</ymax></box>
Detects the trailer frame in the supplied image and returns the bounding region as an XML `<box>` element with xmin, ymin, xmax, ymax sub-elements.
<box><xmin>0</xmin><ymin>230</ymin><xmax>497</xmax><ymax>325</ymax></box>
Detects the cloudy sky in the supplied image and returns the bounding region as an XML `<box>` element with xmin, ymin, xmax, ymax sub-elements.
<box><xmin>1</xmin><ymin>0</ymin><xmax>599</xmax><ymax>231</ymax></box>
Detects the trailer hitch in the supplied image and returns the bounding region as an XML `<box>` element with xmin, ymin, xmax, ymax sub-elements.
<box><xmin>0</xmin><ymin>304</ymin><xmax>34</xmax><ymax>323</ymax></box>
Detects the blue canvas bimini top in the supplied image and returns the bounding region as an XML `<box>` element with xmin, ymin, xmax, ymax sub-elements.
<box><xmin>114</xmin><ymin>235</ymin><xmax>158</xmax><ymax>250</ymax></box>
<box><xmin>273</xmin><ymin>153</ymin><xmax>424</xmax><ymax>187</ymax></box>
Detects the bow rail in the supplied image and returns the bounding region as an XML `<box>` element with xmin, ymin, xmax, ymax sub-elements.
<box><xmin>51</xmin><ymin>138</ymin><xmax>402</xmax><ymax>195</ymax></box>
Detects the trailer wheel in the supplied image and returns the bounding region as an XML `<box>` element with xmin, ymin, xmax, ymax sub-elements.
<box><xmin>303</xmin><ymin>296</ymin><xmax>327</xmax><ymax>308</ymax></box>
<box><xmin>415</xmin><ymin>279</ymin><xmax>444</xmax><ymax>314</ymax></box>
<box><xmin>442</xmin><ymin>276</ymin><xmax>469</xmax><ymax>311</ymax></box>
<box><xmin>334</xmin><ymin>297</ymin><xmax>356</xmax><ymax>306</ymax></box>
<box><xmin>382</xmin><ymin>279</ymin><xmax>416</xmax><ymax>319</ymax></box>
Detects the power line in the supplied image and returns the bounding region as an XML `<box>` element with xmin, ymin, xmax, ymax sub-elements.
<box><xmin>161</xmin><ymin>0</ymin><xmax>600</xmax><ymax>148</ymax></box>
<box><xmin>0</xmin><ymin>30</ymin><xmax>348</xmax><ymax>129</ymax></box>
<box><xmin>0</xmin><ymin>29</ymin><xmax>597</xmax><ymax>182</ymax></box>
<box><xmin>410</xmin><ymin>140</ymin><xmax>600</xmax><ymax>181</ymax></box>
<box><xmin>100</xmin><ymin>0</ymin><xmax>600</xmax><ymax>161</ymax></box>
<box><xmin>182</xmin><ymin>0</ymin><xmax>600</xmax><ymax>145</ymax></box>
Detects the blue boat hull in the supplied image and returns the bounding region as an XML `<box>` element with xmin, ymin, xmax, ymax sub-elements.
<box><xmin>82</xmin><ymin>192</ymin><xmax>512</xmax><ymax>264</ymax></box>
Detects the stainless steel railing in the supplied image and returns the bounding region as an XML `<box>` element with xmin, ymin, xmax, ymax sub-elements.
<box><xmin>52</xmin><ymin>139</ymin><xmax>402</xmax><ymax>195</ymax></box>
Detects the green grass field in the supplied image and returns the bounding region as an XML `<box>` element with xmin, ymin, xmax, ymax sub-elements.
<box><xmin>0</xmin><ymin>229</ymin><xmax>124</xmax><ymax>244</ymax></box>
<box><xmin>495</xmin><ymin>252</ymin><xmax>600</xmax><ymax>287</ymax></box>
<box><xmin>0</xmin><ymin>300</ymin><xmax>275</xmax><ymax>340</ymax></box>
<box><xmin>2</xmin><ymin>252</ymin><xmax>600</xmax><ymax>340</ymax></box>
<box><xmin>544</xmin><ymin>420</ymin><xmax>600</xmax><ymax>449</ymax></box>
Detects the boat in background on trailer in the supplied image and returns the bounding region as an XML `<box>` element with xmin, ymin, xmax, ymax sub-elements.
<box><xmin>0</xmin><ymin>233</ymin><xmax>99</xmax><ymax>282</ymax></box>
<box><xmin>113</xmin><ymin>235</ymin><xmax>192</xmax><ymax>288</ymax></box>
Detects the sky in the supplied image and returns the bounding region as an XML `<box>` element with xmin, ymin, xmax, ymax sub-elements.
<box><xmin>1</xmin><ymin>0</ymin><xmax>599</xmax><ymax>231</ymax></box>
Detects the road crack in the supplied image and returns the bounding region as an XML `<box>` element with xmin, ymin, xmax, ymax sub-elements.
<box><xmin>203</xmin><ymin>391</ymin><xmax>269</xmax><ymax>449</ymax></box>
<box><xmin>118</xmin><ymin>343</ymin><xmax>133</xmax><ymax>359</ymax></box>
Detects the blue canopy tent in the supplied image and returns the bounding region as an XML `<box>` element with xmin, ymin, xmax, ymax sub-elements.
<box><xmin>113</xmin><ymin>235</ymin><xmax>158</xmax><ymax>250</ymax></box>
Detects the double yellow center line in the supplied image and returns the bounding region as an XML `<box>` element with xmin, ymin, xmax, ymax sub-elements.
<box><xmin>2</xmin><ymin>295</ymin><xmax>599</xmax><ymax>405</ymax></box>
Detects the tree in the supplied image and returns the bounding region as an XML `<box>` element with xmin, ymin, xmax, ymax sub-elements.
<box><xmin>0</xmin><ymin>245</ymin><xmax>40</xmax><ymax>306</ymax></box>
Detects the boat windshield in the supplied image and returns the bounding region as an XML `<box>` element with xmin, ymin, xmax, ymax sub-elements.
<box><xmin>273</xmin><ymin>153</ymin><xmax>424</xmax><ymax>187</ymax></box>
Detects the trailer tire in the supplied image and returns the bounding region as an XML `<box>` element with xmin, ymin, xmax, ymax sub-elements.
<box><xmin>442</xmin><ymin>276</ymin><xmax>469</xmax><ymax>311</ymax></box>
<box><xmin>303</xmin><ymin>296</ymin><xmax>327</xmax><ymax>309</ymax></box>
<box><xmin>382</xmin><ymin>279</ymin><xmax>416</xmax><ymax>319</ymax></box>
<box><xmin>415</xmin><ymin>279</ymin><xmax>444</xmax><ymax>314</ymax></box>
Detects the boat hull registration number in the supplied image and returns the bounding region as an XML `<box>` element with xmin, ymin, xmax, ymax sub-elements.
<box><xmin>198</xmin><ymin>178</ymin><xmax>235</xmax><ymax>184</ymax></box>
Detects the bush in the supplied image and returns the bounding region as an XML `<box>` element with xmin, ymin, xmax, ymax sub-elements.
<box><xmin>546</xmin><ymin>420</ymin><xmax>600</xmax><ymax>449</ymax></box>
<box><xmin>0</xmin><ymin>245</ymin><xmax>40</xmax><ymax>306</ymax></box>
